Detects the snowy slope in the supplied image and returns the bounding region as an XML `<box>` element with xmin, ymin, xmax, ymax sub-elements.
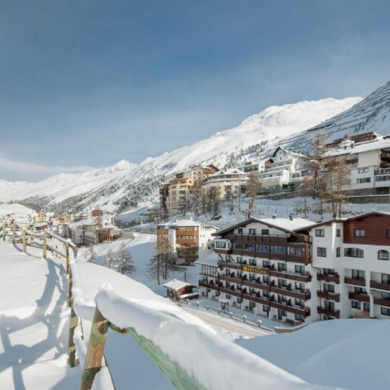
<box><xmin>0</xmin><ymin>95</ymin><xmax>361</xmax><ymax>213</ymax></box>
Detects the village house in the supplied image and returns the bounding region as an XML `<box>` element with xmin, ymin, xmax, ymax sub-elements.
<box><xmin>198</xmin><ymin>212</ymin><xmax>390</xmax><ymax>325</ymax></box>
<box><xmin>322</xmin><ymin>132</ymin><xmax>390</xmax><ymax>194</ymax></box>
<box><xmin>163</xmin><ymin>279</ymin><xmax>199</xmax><ymax>301</ymax></box>
<box><xmin>157</xmin><ymin>220</ymin><xmax>217</xmax><ymax>264</ymax></box>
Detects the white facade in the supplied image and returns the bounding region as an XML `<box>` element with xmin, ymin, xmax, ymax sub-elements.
<box><xmin>258</xmin><ymin>147</ymin><xmax>307</xmax><ymax>190</ymax></box>
<box><xmin>202</xmin><ymin>169</ymin><xmax>248</xmax><ymax>199</ymax></box>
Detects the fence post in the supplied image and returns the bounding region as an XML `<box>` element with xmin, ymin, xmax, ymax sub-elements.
<box><xmin>80</xmin><ymin>307</ymin><xmax>110</xmax><ymax>390</ymax></box>
<box><xmin>22</xmin><ymin>230</ymin><xmax>27</xmax><ymax>253</ymax></box>
<box><xmin>2</xmin><ymin>222</ymin><xmax>6</xmax><ymax>241</ymax></box>
<box><xmin>12</xmin><ymin>220</ymin><xmax>16</xmax><ymax>244</ymax></box>
<box><xmin>68</xmin><ymin>305</ymin><xmax>78</xmax><ymax>368</ymax></box>
<box><xmin>65</xmin><ymin>241</ymin><xmax>70</xmax><ymax>275</ymax></box>
<box><xmin>42</xmin><ymin>230</ymin><xmax>48</xmax><ymax>259</ymax></box>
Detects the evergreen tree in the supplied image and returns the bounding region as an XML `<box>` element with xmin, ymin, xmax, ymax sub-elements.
<box><xmin>117</xmin><ymin>241</ymin><xmax>135</xmax><ymax>275</ymax></box>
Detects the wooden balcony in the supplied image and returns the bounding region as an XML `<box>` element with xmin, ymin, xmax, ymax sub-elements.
<box><xmin>242</xmin><ymin>293</ymin><xmax>270</xmax><ymax>306</ymax></box>
<box><xmin>317</xmin><ymin>306</ymin><xmax>340</xmax><ymax>318</ymax></box>
<box><xmin>230</xmin><ymin>234</ymin><xmax>288</xmax><ymax>244</ymax></box>
<box><xmin>270</xmin><ymin>286</ymin><xmax>311</xmax><ymax>301</ymax></box>
<box><xmin>317</xmin><ymin>290</ymin><xmax>340</xmax><ymax>302</ymax></box>
<box><xmin>219</xmin><ymin>274</ymin><xmax>241</xmax><ymax>284</ymax></box>
<box><xmin>215</xmin><ymin>248</ymin><xmax>232</xmax><ymax>255</ymax></box>
<box><xmin>270</xmin><ymin>270</ymin><xmax>312</xmax><ymax>283</ymax></box>
<box><xmin>344</xmin><ymin>277</ymin><xmax>365</xmax><ymax>287</ymax></box>
<box><xmin>317</xmin><ymin>274</ymin><xmax>340</xmax><ymax>284</ymax></box>
<box><xmin>218</xmin><ymin>261</ymin><xmax>242</xmax><ymax>270</ymax></box>
<box><xmin>199</xmin><ymin>281</ymin><xmax>218</xmax><ymax>291</ymax></box>
<box><xmin>219</xmin><ymin>287</ymin><xmax>242</xmax><ymax>299</ymax></box>
<box><xmin>271</xmin><ymin>301</ymin><xmax>311</xmax><ymax>317</ymax></box>
<box><xmin>370</xmin><ymin>280</ymin><xmax>390</xmax><ymax>292</ymax></box>
<box><xmin>374</xmin><ymin>298</ymin><xmax>390</xmax><ymax>308</ymax></box>
<box><xmin>242</xmin><ymin>279</ymin><xmax>270</xmax><ymax>292</ymax></box>
<box><xmin>349</xmin><ymin>292</ymin><xmax>369</xmax><ymax>303</ymax></box>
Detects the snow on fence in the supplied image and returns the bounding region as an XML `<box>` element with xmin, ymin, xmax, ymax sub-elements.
<box><xmin>0</xmin><ymin>220</ymin><xmax>328</xmax><ymax>390</ymax></box>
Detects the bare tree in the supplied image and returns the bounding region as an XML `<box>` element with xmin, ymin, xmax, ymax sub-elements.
<box><xmin>117</xmin><ymin>241</ymin><xmax>135</xmax><ymax>275</ymax></box>
<box><xmin>247</xmin><ymin>172</ymin><xmax>261</xmax><ymax>217</ymax></box>
<box><xmin>105</xmin><ymin>248</ymin><xmax>116</xmax><ymax>269</ymax></box>
<box><xmin>87</xmin><ymin>244</ymin><xmax>98</xmax><ymax>263</ymax></box>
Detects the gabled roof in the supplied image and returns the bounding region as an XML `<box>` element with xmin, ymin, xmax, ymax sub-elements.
<box><xmin>212</xmin><ymin>217</ymin><xmax>315</xmax><ymax>237</ymax></box>
<box><xmin>271</xmin><ymin>146</ymin><xmax>306</xmax><ymax>158</ymax></box>
<box><xmin>163</xmin><ymin>279</ymin><xmax>194</xmax><ymax>291</ymax></box>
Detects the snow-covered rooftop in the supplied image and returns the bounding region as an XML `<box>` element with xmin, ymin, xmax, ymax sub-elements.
<box><xmin>163</xmin><ymin>279</ymin><xmax>193</xmax><ymax>291</ymax></box>
<box><xmin>195</xmin><ymin>256</ymin><xmax>220</xmax><ymax>267</ymax></box>
<box><xmin>325</xmin><ymin>137</ymin><xmax>390</xmax><ymax>157</ymax></box>
<box><xmin>260</xmin><ymin>217</ymin><xmax>316</xmax><ymax>232</ymax></box>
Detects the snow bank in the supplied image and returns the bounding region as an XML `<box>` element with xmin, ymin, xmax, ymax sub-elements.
<box><xmin>236</xmin><ymin>319</ymin><xmax>390</xmax><ymax>390</ymax></box>
<box><xmin>95</xmin><ymin>285</ymin><xmax>331</xmax><ymax>390</ymax></box>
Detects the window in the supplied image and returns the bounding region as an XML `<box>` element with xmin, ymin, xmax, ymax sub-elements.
<box><xmin>271</xmin><ymin>245</ymin><xmax>285</xmax><ymax>254</ymax></box>
<box><xmin>387</xmin><ymin>230</ymin><xmax>390</xmax><ymax>239</ymax></box>
<box><xmin>317</xmin><ymin>247</ymin><xmax>327</xmax><ymax>257</ymax></box>
<box><xmin>354</xmin><ymin>229</ymin><xmax>366</xmax><ymax>237</ymax></box>
<box><xmin>263</xmin><ymin>306</ymin><xmax>270</xmax><ymax>313</ymax></box>
<box><xmin>237</xmin><ymin>228</ymin><xmax>243</xmax><ymax>235</ymax></box>
<box><xmin>352</xmin><ymin>269</ymin><xmax>365</xmax><ymax>280</ymax></box>
<box><xmin>357</xmin><ymin>178</ymin><xmax>371</xmax><ymax>184</ymax></box>
<box><xmin>295</xmin><ymin>265</ymin><xmax>305</xmax><ymax>275</ymax></box>
<box><xmin>351</xmin><ymin>301</ymin><xmax>361</xmax><ymax>309</ymax></box>
<box><xmin>324</xmin><ymin>268</ymin><xmax>335</xmax><ymax>275</ymax></box>
<box><xmin>336</xmin><ymin>247</ymin><xmax>341</xmax><ymax>257</ymax></box>
<box><xmin>381</xmin><ymin>274</ymin><xmax>390</xmax><ymax>284</ymax></box>
<box><xmin>256</xmin><ymin>244</ymin><xmax>269</xmax><ymax>252</ymax></box>
<box><xmin>324</xmin><ymin>283</ymin><xmax>335</xmax><ymax>293</ymax></box>
<box><xmin>237</xmin><ymin>298</ymin><xmax>243</xmax><ymax>304</ymax></box>
<box><xmin>381</xmin><ymin>307</ymin><xmax>390</xmax><ymax>316</ymax></box>
<box><xmin>249</xmin><ymin>258</ymin><xmax>257</xmax><ymax>266</ymax></box>
<box><xmin>345</xmin><ymin>248</ymin><xmax>364</xmax><ymax>258</ymax></box>
<box><xmin>295</xmin><ymin>282</ymin><xmax>304</xmax><ymax>292</ymax></box>
<box><xmin>315</xmin><ymin>229</ymin><xmax>325</xmax><ymax>237</ymax></box>
<box><xmin>261</xmin><ymin>229</ymin><xmax>270</xmax><ymax>236</ymax></box>
<box><xmin>249</xmin><ymin>228</ymin><xmax>256</xmax><ymax>235</ymax></box>
<box><xmin>215</xmin><ymin>241</ymin><xmax>226</xmax><ymax>249</ymax></box>
<box><xmin>378</xmin><ymin>250</ymin><xmax>389</xmax><ymax>261</ymax></box>
<box><xmin>288</xmin><ymin>247</ymin><xmax>305</xmax><ymax>256</ymax></box>
<box><xmin>336</xmin><ymin>229</ymin><xmax>341</xmax><ymax>237</ymax></box>
<box><xmin>295</xmin><ymin>315</ymin><xmax>305</xmax><ymax>322</ymax></box>
<box><xmin>263</xmin><ymin>276</ymin><xmax>270</xmax><ymax>284</ymax></box>
<box><xmin>262</xmin><ymin>260</ymin><xmax>271</xmax><ymax>268</ymax></box>
<box><xmin>278</xmin><ymin>263</ymin><xmax>287</xmax><ymax>272</ymax></box>
<box><xmin>225</xmin><ymin>294</ymin><xmax>231</xmax><ymax>300</ymax></box>
<box><xmin>358</xmin><ymin>168</ymin><xmax>369</xmax><ymax>174</ymax></box>
<box><xmin>355</xmin><ymin>287</ymin><xmax>367</xmax><ymax>294</ymax></box>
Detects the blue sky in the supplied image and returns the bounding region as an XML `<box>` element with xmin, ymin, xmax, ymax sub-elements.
<box><xmin>1</xmin><ymin>0</ymin><xmax>390</xmax><ymax>181</ymax></box>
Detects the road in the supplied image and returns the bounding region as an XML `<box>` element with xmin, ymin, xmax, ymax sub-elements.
<box><xmin>181</xmin><ymin>306</ymin><xmax>270</xmax><ymax>338</ymax></box>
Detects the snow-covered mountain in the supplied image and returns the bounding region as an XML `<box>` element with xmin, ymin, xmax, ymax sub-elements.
<box><xmin>2</xmin><ymin>85</ymin><xmax>382</xmax><ymax>213</ymax></box>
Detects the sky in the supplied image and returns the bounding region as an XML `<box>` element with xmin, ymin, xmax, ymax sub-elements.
<box><xmin>1</xmin><ymin>0</ymin><xmax>390</xmax><ymax>182</ymax></box>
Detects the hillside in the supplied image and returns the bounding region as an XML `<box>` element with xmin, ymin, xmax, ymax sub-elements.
<box><xmin>0</xmin><ymin>95</ymin><xmax>362</xmax><ymax>214</ymax></box>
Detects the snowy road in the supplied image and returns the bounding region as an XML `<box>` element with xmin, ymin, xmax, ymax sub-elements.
<box><xmin>180</xmin><ymin>306</ymin><xmax>270</xmax><ymax>338</ymax></box>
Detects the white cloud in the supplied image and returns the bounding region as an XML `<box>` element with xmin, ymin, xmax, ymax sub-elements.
<box><xmin>0</xmin><ymin>154</ymin><xmax>94</xmax><ymax>175</ymax></box>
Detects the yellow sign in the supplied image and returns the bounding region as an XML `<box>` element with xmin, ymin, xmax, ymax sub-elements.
<box><xmin>242</xmin><ymin>266</ymin><xmax>268</xmax><ymax>275</ymax></box>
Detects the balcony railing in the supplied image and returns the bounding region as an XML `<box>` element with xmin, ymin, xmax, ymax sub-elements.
<box><xmin>344</xmin><ymin>277</ymin><xmax>365</xmax><ymax>287</ymax></box>
<box><xmin>317</xmin><ymin>273</ymin><xmax>340</xmax><ymax>284</ymax></box>
<box><xmin>370</xmin><ymin>280</ymin><xmax>390</xmax><ymax>292</ymax></box>
<box><xmin>317</xmin><ymin>290</ymin><xmax>340</xmax><ymax>302</ymax></box>
<box><xmin>271</xmin><ymin>301</ymin><xmax>311</xmax><ymax>317</ymax></box>
<box><xmin>349</xmin><ymin>292</ymin><xmax>369</xmax><ymax>303</ymax></box>
<box><xmin>241</xmin><ymin>293</ymin><xmax>270</xmax><ymax>306</ymax></box>
<box><xmin>270</xmin><ymin>270</ymin><xmax>312</xmax><ymax>283</ymax></box>
<box><xmin>373</xmin><ymin>298</ymin><xmax>390</xmax><ymax>308</ymax></box>
<box><xmin>241</xmin><ymin>279</ymin><xmax>270</xmax><ymax>292</ymax></box>
<box><xmin>317</xmin><ymin>306</ymin><xmax>340</xmax><ymax>318</ymax></box>
<box><xmin>219</xmin><ymin>274</ymin><xmax>241</xmax><ymax>284</ymax></box>
<box><xmin>218</xmin><ymin>261</ymin><xmax>242</xmax><ymax>270</ymax></box>
<box><xmin>270</xmin><ymin>286</ymin><xmax>311</xmax><ymax>301</ymax></box>
<box><xmin>199</xmin><ymin>281</ymin><xmax>218</xmax><ymax>291</ymax></box>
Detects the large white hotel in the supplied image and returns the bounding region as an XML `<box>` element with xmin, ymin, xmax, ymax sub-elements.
<box><xmin>198</xmin><ymin>212</ymin><xmax>390</xmax><ymax>324</ymax></box>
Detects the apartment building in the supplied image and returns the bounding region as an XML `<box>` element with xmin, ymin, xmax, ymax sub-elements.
<box><xmin>198</xmin><ymin>212</ymin><xmax>390</xmax><ymax>325</ymax></box>
<box><xmin>198</xmin><ymin>217</ymin><xmax>316</xmax><ymax>324</ymax></box>
<box><xmin>258</xmin><ymin>147</ymin><xmax>308</xmax><ymax>191</ymax></box>
<box><xmin>157</xmin><ymin>220</ymin><xmax>217</xmax><ymax>264</ymax></box>
<box><xmin>242</xmin><ymin>159</ymin><xmax>272</xmax><ymax>174</ymax></box>
<box><xmin>296</xmin><ymin>212</ymin><xmax>390</xmax><ymax>320</ymax></box>
<box><xmin>163</xmin><ymin>165</ymin><xmax>219</xmax><ymax>214</ymax></box>
<box><xmin>202</xmin><ymin>169</ymin><xmax>248</xmax><ymax>199</ymax></box>
<box><xmin>323</xmin><ymin>132</ymin><xmax>390</xmax><ymax>193</ymax></box>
